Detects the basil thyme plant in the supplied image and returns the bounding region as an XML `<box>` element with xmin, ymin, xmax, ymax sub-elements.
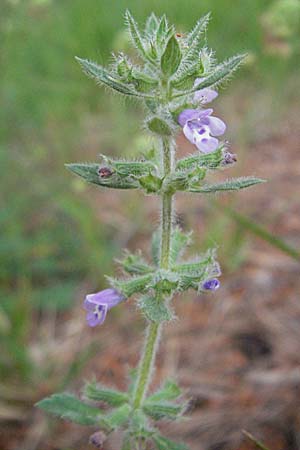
<box><xmin>37</xmin><ymin>11</ymin><xmax>264</xmax><ymax>450</ymax></box>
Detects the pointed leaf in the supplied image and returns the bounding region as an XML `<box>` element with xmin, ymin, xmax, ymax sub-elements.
<box><xmin>109</xmin><ymin>274</ymin><xmax>153</xmax><ymax>297</ymax></box>
<box><xmin>36</xmin><ymin>393</ymin><xmax>103</xmax><ymax>426</ymax></box>
<box><xmin>138</xmin><ymin>295</ymin><xmax>174</xmax><ymax>323</ymax></box>
<box><xmin>106</xmin><ymin>404</ymin><xmax>131</xmax><ymax>429</ymax></box>
<box><xmin>66</xmin><ymin>163</ymin><xmax>139</xmax><ymax>189</ymax></box>
<box><xmin>84</xmin><ymin>381</ymin><xmax>129</xmax><ymax>407</ymax></box>
<box><xmin>189</xmin><ymin>177</ymin><xmax>266</xmax><ymax>193</ymax></box>
<box><xmin>145</xmin><ymin>12</ymin><xmax>159</xmax><ymax>37</ymax></box>
<box><xmin>176</xmin><ymin>147</ymin><xmax>224</xmax><ymax>171</ymax></box>
<box><xmin>147</xmin><ymin>380</ymin><xmax>182</xmax><ymax>402</ymax></box>
<box><xmin>153</xmin><ymin>434</ymin><xmax>189</xmax><ymax>450</ymax></box>
<box><xmin>143</xmin><ymin>401</ymin><xmax>183</xmax><ymax>420</ymax></box>
<box><xmin>125</xmin><ymin>10</ymin><xmax>149</xmax><ymax>61</ymax></box>
<box><xmin>187</xmin><ymin>13</ymin><xmax>211</xmax><ymax>46</ymax></box>
<box><xmin>156</xmin><ymin>15</ymin><xmax>169</xmax><ymax>49</ymax></box>
<box><xmin>75</xmin><ymin>57</ymin><xmax>149</xmax><ymax>98</ymax></box>
<box><xmin>118</xmin><ymin>251</ymin><xmax>154</xmax><ymax>275</ymax></box>
<box><xmin>173</xmin><ymin>54</ymin><xmax>246</xmax><ymax>99</ymax></box>
<box><xmin>147</xmin><ymin>117</ymin><xmax>172</xmax><ymax>136</ymax></box>
<box><xmin>169</xmin><ymin>228</ymin><xmax>192</xmax><ymax>265</ymax></box>
<box><xmin>161</xmin><ymin>35</ymin><xmax>182</xmax><ymax>76</ymax></box>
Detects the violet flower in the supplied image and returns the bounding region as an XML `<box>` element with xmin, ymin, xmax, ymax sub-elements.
<box><xmin>193</xmin><ymin>80</ymin><xmax>218</xmax><ymax>104</ymax></box>
<box><xmin>202</xmin><ymin>278</ymin><xmax>220</xmax><ymax>291</ymax></box>
<box><xmin>83</xmin><ymin>288</ymin><xmax>125</xmax><ymax>327</ymax></box>
<box><xmin>178</xmin><ymin>108</ymin><xmax>226</xmax><ymax>153</ymax></box>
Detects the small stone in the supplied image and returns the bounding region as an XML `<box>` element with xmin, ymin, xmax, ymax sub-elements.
<box><xmin>89</xmin><ymin>431</ymin><xmax>107</xmax><ymax>448</ymax></box>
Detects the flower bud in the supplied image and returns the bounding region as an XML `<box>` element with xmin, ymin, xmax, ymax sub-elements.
<box><xmin>98</xmin><ymin>167</ymin><xmax>114</xmax><ymax>178</ymax></box>
<box><xmin>202</xmin><ymin>278</ymin><xmax>220</xmax><ymax>291</ymax></box>
<box><xmin>222</xmin><ymin>151</ymin><xmax>237</xmax><ymax>165</ymax></box>
<box><xmin>116</xmin><ymin>57</ymin><xmax>132</xmax><ymax>81</ymax></box>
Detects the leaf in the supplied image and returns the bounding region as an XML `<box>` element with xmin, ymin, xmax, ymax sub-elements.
<box><xmin>169</xmin><ymin>228</ymin><xmax>191</xmax><ymax>265</ymax></box>
<box><xmin>218</xmin><ymin>204</ymin><xmax>300</xmax><ymax>261</ymax></box>
<box><xmin>109</xmin><ymin>274</ymin><xmax>153</xmax><ymax>297</ymax></box>
<box><xmin>138</xmin><ymin>295</ymin><xmax>174</xmax><ymax>323</ymax></box>
<box><xmin>118</xmin><ymin>251</ymin><xmax>154</xmax><ymax>275</ymax></box>
<box><xmin>187</xmin><ymin>13</ymin><xmax>211</xmax><ymax>46</ymax></box>
<box><xmin>105</xmin><ymin>158</ymin><xmax>157</xmax><ymax>177</ymax></box>
<box><xmin>75</xmin><ymin>57</ymin><xmax>148</xmax><ymax>98</ymax></box>
<box><xmin>143</xmin><ymin>401</ymin><xmax>183</xmax><ymax>420</ymax></box>
<box><xmin>145</xmin><ymin>12</ymin><xmax>159</xmax><ymax>37</ymax></box>
<box><xmin>36</xmin><ymin>393</ymin><xmax>103</xmax><ymax>426</ymax></box>
<box><xmin>138</xmin><ymin>173</ymin><xmax>162</xmax><ymax>194</ymax></box>
<box><xmin>189</xmin><ymin>177</ymin><xmax>266</xmax><ymax>193</ymax></box>
<box><xmin>65</xmin><ymin>163</ymin><xmax>139</xmax><ymax>189</ymax></box>
<box><xmin>179</xmin><ymin>13</ymin><xmax>210</xmax><ymax>67</ymax></box>
<box><xmin>147</xmin><ymin>379</ymin><xmax>182</xmax><ymax>402</ymax></box>
<box><xmin>125</xmin><ymin>10</ymin><xmax>149</xmax><ymax>61</ymax></box>
<box><xmin>173</xmin><ymin>54</ymin><xmax>246</xmax><ymax>99</ymax></box>
<box><xmin>156</xmin><ymin>15</ymin><xmax>169</xmax><ymax>49</ymax></box>
<box><xmin>242</xmin><ymin>430</ymin><xmax>270</xmax><ymax>450</ymax></box>
<box><xmin>153</xmin><ymin>434</ymin><xmax>189</xmax><ymax>450</ymax></box>
<box><xmin>84</xmin><ymin>381</ymin><xmax>129</xmax><ymax>407</ymax></box>
<box><xmin>147</xmin><ymin>117</ymin><xmax>172</xmax><ymax>136</ymax></box>
<box><xmin>176</xmin><ymin>147</ymin><xmax>224</xmax><ymax>171</ymax></box>
<box><xmin>106</xmin><ymin>404</ymin><xmax>131</xmax><ymax>429</ymax></box>
<box><xmin>161</xmin><ymin>35</ymin><xmax>182</xmax><ymax>77</ymax></box>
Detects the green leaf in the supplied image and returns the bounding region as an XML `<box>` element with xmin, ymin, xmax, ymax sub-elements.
<box><xmin>218</xmin><ymin>204</ymin><xmax>300</xmax><ymax>261</ymax></box>
<box><xmin>173</xmin><ymin>54</ymin><xmax>246</xmax><ymax>99</ymax></box>
<box><xmin>118</xmin><ymin>251</ymin><xmax>154</xmax><ymax>275</ymax></box>
<box><xmin>147</xmin><ymin>117</ymin><xmax>172</xmax><ymax>136</ymax></box>
<box><xmin>106</xmin><ymin>404</ymin><xmax>131</xmax><ymax>429</ymax></box>
<box><xmin>153</xmin><ymin>434</ymin><xmax>189</xmax><ymax>450</ymax></box>
<box><xmin>65</xmin><ymin>163</ymin><xmax>139</xmax><ymax>190</ymax></box>
<box><xmin>179</xmin><ymin>13</ymin><xmax>210</xmax><ymax>68</ymax></box>
<box><xmin>105</xmin><ymin>158</ymin><xmax>157</xmax><ymax>177</ymax></box>
<box><xmin>84</xmin><ymin>381</ymin><xmax>129</xmax><ymax>407</ymax></box>
<box><xmin>143</xmin><ymin>401</ymin><xmax>183</xmax><ymax>420</ymax></box>
<box><xmin>138</xmin><ymin>173</ymin><xmax>163</xmax><ymax>194</ymax></box>
<box><xmin>125</xmin><ymin>10</ymin><xmax>149</xmax><ymax>61</ymax></box>
<box><xmin>169</xmin><ymin>228</ymin><xmax>191</xmax><ymax>265</ymax></box>
<box><xmin>147</xmin><ymin>379</ymin><xmax>182</xmax><ymax>402</ymax></box>
<box><xmin>145</xmin><ymin>12</ymin><xmax>159</xmax><ymax>37</ymax></box>
<box><xmin>161</xmin><ymin>35</ymin><xmax>182</xmax><ymax>76</ymax></box>
<box><xmin>75</xmin><ymin>57</ymin><xmax>147</xmax><ymax>98</ymax></box>
<box><xmin>187</xmin><ymin>13</ymin><xmax>211</xmax><ymax>46</ymax></box>
<box><xmin>36</xmin><ymin>393</ymin><xmax>102</xmax><ymax>426</ymax></box>
<box><xmin>138</xmin><ymin>295</ymin><xmax>174</xmax><ymax>323</ymax></box>
<box><xmin>131</xmin><ymin>69</ymin><xmax>159</xmax><ymax>92</ymax></box>
<box><xmin>173</xmin><ymin>250</ymin><xmax>221</xmax><ymax>292</ymax></box>
<box><xmin>189</xmin><ymin>177</ymin><xmax>266</xmax><ymax>193</ymax></box>
<box><xmin>156</xmin><ymin>15</ymin><xmax>169</xmax><ymax>49</ymax></box>
<box><xmin>109</xmin><ymin>274</ymin><xmax>153</xmax><ymax>297</ymax></box>
<box><xmin>176</xmin><ymin>147</ymin><xmax>224</xmax><ymax>171</ymax></box>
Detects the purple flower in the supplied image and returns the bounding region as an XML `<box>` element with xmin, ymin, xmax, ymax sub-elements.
<box><xmin>83</xmin><ymin>289</ymin><xmax>125</xmax><ymax>327</ymax></box>
<box><xmin>178</xmin><ymin>108</ymin><xmax>226</xmax><ymax>153</ymax></box>
<box><xmin>194</xmin><ymin>79</ymin><xmax>218</xmax><ymax>104</ymax></box>
<box><xmin>202</xmin><ymin>278</ymin><xmax>220</xmax><ymax>291</ymax></box>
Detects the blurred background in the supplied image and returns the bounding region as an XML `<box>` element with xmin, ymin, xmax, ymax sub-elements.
<box><xmin>1</xmin><ymin>0</ymin><xmax>300</xmax><ymax>449</ymax></box>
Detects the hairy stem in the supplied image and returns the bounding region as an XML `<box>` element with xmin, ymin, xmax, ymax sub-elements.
<box><xmin>132</xmin><ymin>137</ymin><xmax>174</xmax><ymax>410</ymax></box>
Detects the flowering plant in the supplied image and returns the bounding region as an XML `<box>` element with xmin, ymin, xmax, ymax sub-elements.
<box><xmin>36</xmin><ymin>11</ymin><xmax>264</xmax><ymax>449</ymax></box>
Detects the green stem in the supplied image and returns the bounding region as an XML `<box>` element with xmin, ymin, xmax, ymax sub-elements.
<box><xmin>132</xmin><ymin>137</ymin><xmax>174</xmax><ymax>410</ymax></box>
